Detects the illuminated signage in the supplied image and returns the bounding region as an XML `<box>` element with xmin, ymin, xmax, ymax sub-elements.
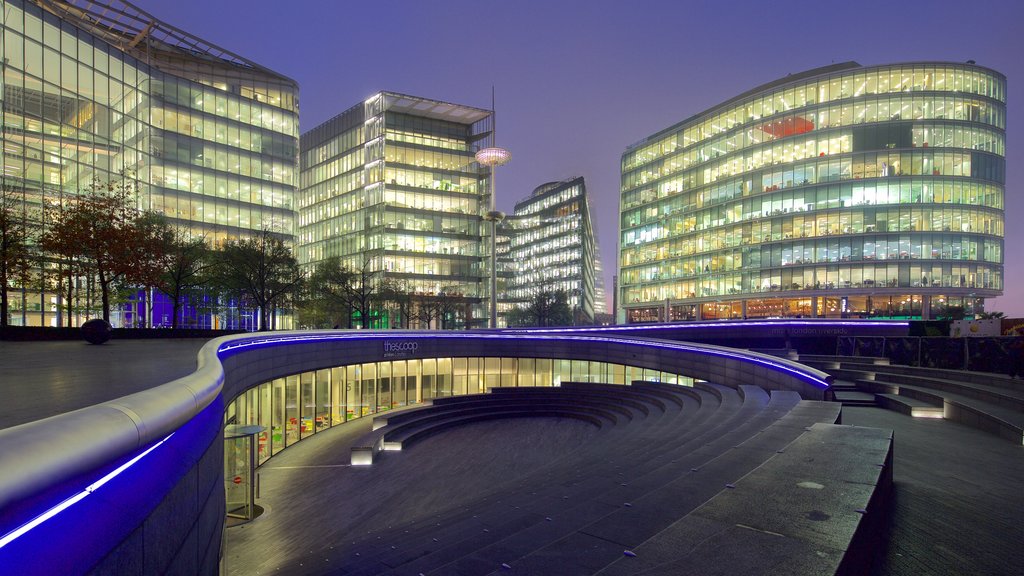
<box><xmin>383</xmin><ymin>341</ymin><xmax>418</xmax><ymax>357</ymax></box>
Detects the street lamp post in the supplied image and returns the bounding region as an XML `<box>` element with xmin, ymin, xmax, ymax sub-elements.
<box><xmin>475</xmin><ymin>146</ymin><xmax>511</xmax><ymax>328</ymax></box>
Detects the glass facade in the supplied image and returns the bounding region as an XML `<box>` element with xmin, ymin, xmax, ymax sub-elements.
<box><xmin>501</xmin><ymin>177</ymin><xmax>602</xmax><ymax>323</ymax></box>
<box><xmin>224</xmin><ymin>355</ymin><xmax>695</xmax><ymax>465</ymax></box>
<box><xmin>619</xmin><ymin>62</ymin><xmax>1005</xmax><ymax>323</ymax></box>
<box><xmin>298</xmin><ymin>92</ymin><xmax>493</xmax><ymax>328</ymax></box>
<box><xmin>1</xmin><ymin>0</ymin><xmax>300</xmax><ymax>327</ymax></box>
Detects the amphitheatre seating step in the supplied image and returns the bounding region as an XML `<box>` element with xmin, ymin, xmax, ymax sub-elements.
<box><xmin>343</xmin><ymin>394</ymin><xmax>848</xmax><ymax>576</ymax></box>
<box><xmin>796</xmin><ymin>354</ymin><xmax>890</xmax><ymax>367</ymax></box>
<box><xmin>461</xmin><ymin>401</ymin><xmax>849</xmax><ymax>575</ymax></box>
<box><xmin>390</xmin><ymin>408</ymin><xmax>608</xmax><ymax>448</ymax></box>
<box><xmin>370</xmin><ymin>402</ymin><xmax>434</xmax><ymax>430</ymax></box>
<box><xmin>478</xmin><ymin>389</ymin><xmax>652</xmax><ymax>418</ymax></box>
<box><xmin>352</xmin><ymin>401</ymin><xmax>622</xmax><ymax>465</ymax></box>
<box><xmin>856</xmin><ymin>379</ymin><xmax>1024</xmax><ymax>444</ymax></box>
<box><xmin>876</xmin><ymin>393</ymin><xmax>944</xmax><ymax>418</ymax></box>
<box><xmin>871</xmin><ymin>372</ymin><xmax>1024</xmax><ymax>411</ymax></box>
<box><xmin>489</xmin><ymin>385</ymin><xmax>665</xmax><ymax>414</ymax></box>
<box><xmin>598</xmin><ymin>422</ymin><xmax>893</xmax><ymax>576</ymax></box>
<box><xmin>864</xmin><ymin>363</ymin><xmax>1023</xmax><ymax>391</ymax></box>
<box><xmin>353</xmin><ymin>386</ymin><xmax>673</xmax><ymax>465</ymax></box>
<box><xmin>802</xmin><ymin>362</ymin><xmax>878</xmax><ymax>383</ymax></box>
<box><xmin>351</xmin><ymin>386</ymin><xmax>779</xmax><ymax>569</ymax></box>
<box><xmin>430</xmin><ymin>393</ymin><xmax>640</xmax><ymax>421</ymax></box>
<box><xmin>695</xmin><ymin>381</ymin><xmax>743</xmax><ymax>406</ymax></box>
<box><xmin>375</xmin><ymin>398</ymin><xmax>830</xmax><ymax>576</ymax></box>
<box><xmin>829</xmin><ymin>379</ymin><xmax>859</xmax><ymax>391</ymax></box>
<box><xmin>737</xmin><ymin>384</ymin><xmax>771</xmax><ymax>404</ymax></box>
<box><xmin>435</xmin><ymin>388</ymin><xmax>652</xmax><ymax>414</ymax></box>
<box><xmin>630</xmin><ymin>380</ymin><xmax>705</xmax><ymax>407</ymax></box>
<box><xmin>559</xmin><ymin>398</ymin><xmax>808</xmax><ymax>543</ymax></box>
<box><xmin>833</xmin><ymin>390</ymin><xmax>878</xmax><ymax>407</ymax></box>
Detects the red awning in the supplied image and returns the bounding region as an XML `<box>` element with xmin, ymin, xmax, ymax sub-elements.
<box><xmin>758</xmin><ymin>116</ymin><xmax>815</xmax><ymax>138</ymax></box>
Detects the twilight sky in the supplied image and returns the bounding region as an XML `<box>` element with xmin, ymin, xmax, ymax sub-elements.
<box><xmin>133</xmin><ymin>0</ymin><xmax>1024</xmax><ymax>316</ymax></box>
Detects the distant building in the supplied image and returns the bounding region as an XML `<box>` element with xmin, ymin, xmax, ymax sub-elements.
<box><xmin>1</xmin><ymin>0</ymin><xmax>299</xmax><ymax>328</ymax></box>
<box><xmin>502</xmin><ymin>177</ymin><xmax>601</xmax><ymax>325</ymax></box>
<box><xmin>619</xmin><ymin>62</ymin><xmax>1005</xmax><ymax>322</ymax></box>
<box><xmin>298</xmin><ymin>92</ymin><xmax>494</xmax><ymax>328</ymax></box>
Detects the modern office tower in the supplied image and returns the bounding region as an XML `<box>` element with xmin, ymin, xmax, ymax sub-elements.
<box><xmin>503</xmin><ymin>177</ymin><xmax>600</xmax><ymax>324</ymax></box>
<box><xmin>1</xmin><ymin>0</ymin><xmax>300</xmax><ymax>327</ymax></box>
<box><xmin>619</xmin><ymin>62</ymin><xmax>1005</xmax><ymax>323</ymax></box>
<box><xmin>298</xmin><ymin>92</ymin><xmax>494</xmax><ymax>329</ymax></box>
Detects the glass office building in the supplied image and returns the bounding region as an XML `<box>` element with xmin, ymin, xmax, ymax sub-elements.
<box><xmin>502</xmin><ymin>177</ymin><xmax>601</xmax><ymax>324</ymax></box>
<box><xmin>619</xmin><ymin>62</ymin><xmax>1005</xmax><ymax>323</ymax></box>
<box><xmin>1</xmin><ymin>0</ymin><xmax>300</xmax><ymax>327</ymax></box>
<box><xmin>298</xmin><ymin>92</ymin><xmax>494</xmax><ymax>328</ymax></box>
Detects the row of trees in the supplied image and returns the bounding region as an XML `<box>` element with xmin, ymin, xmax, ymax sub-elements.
<box><xmin>301</xmin><ymin>257</ymin><xmax>474</xmax><ymax>330</ymax></box>
<box><xmin>0</xmin><ymin>177</ymin><xmax>303</xmax><ymax>330</ymax></box>
<box><xmin>1</xmin><ymin>176</ymin><xmax>578</xmax><ymax>331</ymax></box>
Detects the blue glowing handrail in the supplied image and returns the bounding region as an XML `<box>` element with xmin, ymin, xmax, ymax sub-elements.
<box><xmin>216</xmin><ymin>330</ymin><xmax>832</xmax><ymax>389</ymax></box>
<box><xmin>0</xmin><ymin>433</ymin><xmax>173</xmax><ymax>551</ymax></box>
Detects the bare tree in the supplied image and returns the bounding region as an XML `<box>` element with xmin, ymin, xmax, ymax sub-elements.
<box><xmin>212</xmin><ymin>228</ymin><xmax>303</xmax><ymax>331</ymax></box>
<box><xmin>380</xmin><ymin>278</ymin><xmax>413</xmax><ymax>329</ymax></box>
<box><xmin>149</xmin><ymin>223</ymin><xmax>211</xmax><ymax>328</ymax></box>
<box><xmin>435</xmin><ymin>288</ymin><xmax>466</xmax><ymax>330</ymax></box>
<box><xmin>413</xmin><ymin>293</ymin><xmax>441</xmax><ymax>329</ymax></box>
<box><xmin>506</xmin><ymin>289</ymin><xmax>573</xmax><ymax>327</ymax></box>
<box><xmin>301</xmin><ymin>256</ymin><xmax>356</xmax><ymax>328</ymax></box>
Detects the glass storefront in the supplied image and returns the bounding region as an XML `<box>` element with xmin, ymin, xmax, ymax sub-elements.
<box><xmin>223</xmin><ymin>356</ymin><xmax>694</xmax><ymax>466</ymax></box>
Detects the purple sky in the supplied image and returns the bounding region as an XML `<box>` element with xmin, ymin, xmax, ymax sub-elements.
<box><xmin>132</xmin><ymin>0</ymin><xmax>1024</xmax><ymax>316</ymax></box>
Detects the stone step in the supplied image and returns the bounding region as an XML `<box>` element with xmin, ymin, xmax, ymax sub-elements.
<box><xmin>876</xmin><ymin>393</ymin><xmax>944</xmax><ymax>418</ymax></box>
<box><xmin>833</xmin><ymin>390</ymin><xmax>878</xmax><ymax>407</ymax></box>
<box><xmin>361</xmin><ymin>394</ymin><xmax>803</xmax><ymax>575</ymax></box>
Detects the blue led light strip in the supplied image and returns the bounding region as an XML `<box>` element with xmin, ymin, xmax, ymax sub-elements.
<box><xmin>0</xmin><ymin>432</ymin><xmax>175</xmax><ymax>551</ymax></box>
<box><xmin>216</xmin><ymin>330</ymin><xmax>832</xmax><ymax>389</ymax></box>
<box><xmin>506</xmin><ymin>319</ymin><xmax>910</xmax><ymax>333</ymax></box>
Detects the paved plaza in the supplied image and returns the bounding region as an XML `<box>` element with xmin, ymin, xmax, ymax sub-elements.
<box><xmin>2</xmin><ymin>340</ymin><xmax>1022</xmax><ymax>574</ymax></box>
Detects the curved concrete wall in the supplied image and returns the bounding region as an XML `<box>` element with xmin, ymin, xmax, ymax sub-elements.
<box><xmin>0</xmin><ymin>329</ymin><xmax>831</xmax><ymax>574</ymax></box>
<box><xmin>216</xmin><ymin>331</ymin><xmax>832</xmax><ymax>405</ymax></box>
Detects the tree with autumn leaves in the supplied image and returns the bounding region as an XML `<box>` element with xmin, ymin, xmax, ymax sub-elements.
<box><xmin>40</xmin><ymin>176</ymin><xmax>169</xmax><ymax>323</ymax></box>
<box><xmin>0</xmin><ymin>185</ymin><xmax>33</xmax><ymax>328</ymax></box>
<box><xmin>20</xmin><ymin>173</ymin><xmax>308</xmax><ymax>331</ymax></box>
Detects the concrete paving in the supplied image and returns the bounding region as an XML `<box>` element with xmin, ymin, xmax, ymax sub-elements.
<box><xmin>0</xmin><ymin>339</ymin><xmax>207</xmax><ymax>429</ymax></box>
<box><xmin>841</xmin><ymin>407</ymin><xmax>1024</xmax><ymax>575</ymax></box>
<box><xmin>4</xmin><ymin>341</ymin><xmax>1021</xmax><ymax>575</ymax></box>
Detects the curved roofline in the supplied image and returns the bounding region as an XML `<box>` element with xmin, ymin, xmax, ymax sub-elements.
<box><xmin>625</xmin><ymin>60</ymin><xmax>1005</xmax><ymax>152</ymax></box>
<box><xmin>529</xmin><ymin>176</ymin><xmax>584</xmax><ymax>198</ymax></box>
<box><xmin>304</xmin><ymin>90</ymin><xmax>493</xmax><ymax>142</ymax></box>
<box><xmin>36</xmin><ymin>0</ymin><xmax>297</xmax><ymax>86</ymax></box>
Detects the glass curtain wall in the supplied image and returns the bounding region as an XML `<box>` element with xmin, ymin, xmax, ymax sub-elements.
<box><xmin>502</xmin><ymin>177</ymin><xmax>601</xmax><ymax>325</ymax></box>
<box><xmin>1</xmin><ymin>0</ymin><xmax>299</xmax><ymax>328</ymax></box>
<box><xmin>297</xmin><ymin>92</ymin><xmax>493</xmax><ymax>330</ymax></box>
<box><xmin>619</xmin><ymin>62</ymin><xmax>1005</xmax><ymax>322</ymax></box>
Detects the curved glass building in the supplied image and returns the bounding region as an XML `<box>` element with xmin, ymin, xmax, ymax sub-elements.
<box><xmin>2</xmin><ymin>0</ymin><xmax>299</xmax><ymax>327</ymax></box>
<box><xmin>501</xmin><ymin>177</ymin><xmax>601</xmax><ymax>324</ymax></box>
<box><xmin>619</xmin><ymin>62</ymin><xmax>1005</xmax><ymax>322</ymax></box>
